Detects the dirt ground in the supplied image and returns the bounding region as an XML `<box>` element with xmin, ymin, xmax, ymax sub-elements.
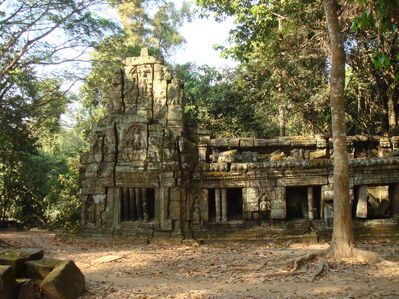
<box><xmin>1</xmin><ymin>230</ymin><xmax>399</xmax><ymax>299</ymax></box>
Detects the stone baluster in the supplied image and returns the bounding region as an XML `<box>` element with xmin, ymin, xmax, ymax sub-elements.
<box><xmin>142</xmin><ymin>188</ymin><xmax>149</xmax><ymax>222</ymax></box>
<box><xmin>390</xmin><ymin>184</ymin><xmax>399</xmax><ymax>218</ymax></box>
<box><xmin>221</xmin><ymin>188</ymin><xmax>227</xmax><ymax>222</ymax></box>
<box><xmin>135</xmin><ymin>188</ymin><xmax>143</xmax><ymax>220</ymax></box>
<box><xmin>356</xmin><ymin>185</ymin><xmax>368</xmax><ymax>218</ymax></box>
<box><xmin>307</xmin><ymin>187</ymin><xmax>314</xmax><ymax>220</ymax></box>
<box><xmin>215</xmin><ymin>188</ymin><xmax>221</xmax><ymax>222</ymax></box>
<box><xmin>129</xmin><ymin>187</ymin><xmax>136</xmax><ymax>221</ymax></box>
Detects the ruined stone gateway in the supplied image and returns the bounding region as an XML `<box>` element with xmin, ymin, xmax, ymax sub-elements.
<box><xmin>80</xmin><ymin>49</ymin><xmax>399</xmax><ymax>241</ymax></box>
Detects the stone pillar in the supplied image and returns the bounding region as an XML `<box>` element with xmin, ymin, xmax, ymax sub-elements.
<box><xmin>129</xmin><ymin>187</ymin><xmax>136</xmax><ymax>221</ymax></box>
<box><xmin>113</xmin><ymin>187</ymin><xmax>121</xmax><ymax>229</ymax></box>
<box><xmin>142</xmin><ymin>188</ymin><xmax>149</xmax><ymax>222</ymax></box>
<box><xmin>307</xmin><ymin>187</ymin><xmax>314</xmax><ymax>220</ymax></box>
<box><xmin>221</xmin><ymin>188</ymin><xmax>227</xmax><ymax>222</ymax></box>
<box><xmin>390</xmin><ymin>183</ymin><xmax>399</xmax><ymax>218</ymax></box>
<box><xmin>271</xmin><ymin>187</ymin><xmax>286</xmax><ymax>219</ymax></box>
<box><xmin>135</xmin><ymin>188</ymin><xmax>143</xmax><ymax>220</ymax></box>
<box><xmin>122</xmin><ymin>187</ymin><xmax>130</xmax><ymax>221</ymax></box>
<box><xmin>356</xmin><ymin>185</ymin><xmax>368</xmax><ymax>218</ymax></box>
<box><xmin>215</xmin><ymin>188</ymin><xmax>221</xmax><ymax>222</ymax></box>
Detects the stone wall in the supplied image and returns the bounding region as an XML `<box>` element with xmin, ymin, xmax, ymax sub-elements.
<box><xmin>80</xmin><ymin>49</ymin><xmax>399</xmax><ymax>239</ymax></box>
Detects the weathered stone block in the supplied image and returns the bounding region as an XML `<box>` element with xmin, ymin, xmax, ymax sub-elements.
<box><xmin>16</xmin><ymin>278</ymin><xmax>35</xmax><ymax>299</ymax></box>
<box><xmin>265</xmin><ymin>139</ymin><xmax>279</xmax><ymax>146</ymax></box>
<box><xmin>291</xmin><ymin>137</ymin><xmax>317</xmax><ymax>147</ymax></box>
<box><xmin>0</xmin><ymin>265</ymin><xmax>16</xmax><ymax>299</ymax></box>
<box><xmin>316</xmin><ymin>135</ymin><xmax>327</xmax><ymax>148</ymax></box>
<box><xmin>391</xmin><ymin>136</ymin><xmax>399</xmax><ymax>150</ymax></box>
<box><xmin>218</xmin><ymin>150</ymin><xmax>237</xmax><ymax>163</ymax></box>
<box><xmin>153</xmin><ymin>80</ymin><xmax>167</xmax><ymax>98</ymax></box>
<box><xmin>26</xmin><ymin>259</ymin><xmax>62</xmax><ymax>281</ymax></box>
<box><xmin>239</xmin><ymin>138</ymin><xmax>254</xmax><ymax>147</ymax></box>
<box><xmin>270</xmin><ymin>152</ymin><xmax>286</xmax><ymax>162</ymax></box>
<box><xmin>125</xmin><ymin>55</ymin><xmax>162</xmax><ymax>66</ymax></box>
<box><xmin>278</xmin><ymin>137</ymin><xmax>291</xmax><ymax>146</ymax></box>
<box><xmin>380</xmin><ymin>136</ymin><xmax>391</xmax><ymax>148</ymax></box>
<box><xmin>40</xmin><ymin>260</ymin><xmax>85</xmax><ymax>299</ymax></box>
<box><xmin>228</xmin><ymin>138</ymin><xmax>240</xmax><ymax>147</ymax></box>
<box><xmin>215</xmin><ymin>138</ymin><xmax>229</xmax><ymax>147</ymax></box>
<box><xmin>0</xmin><ymin>248</ymin><xmax>43</xmax><ymax>278</ymax></box>
<box><xmin>309</xmin><ymin>149</ymin><xmax>327</xmax><ymax>160</ymax></box>
<box><xmin>167</xmin><ymin>105</ymin><xmax>183</xmax><ymax>120</ymax></box>
<box><xmin>277</xmin><ymin>176</ymin><xmax>328</xmax><ymax>187</ymax></box>
<box><xmin>254</xmin><ymin>139</ymin><xmax>267</xmax><ymax>147</ymax></box>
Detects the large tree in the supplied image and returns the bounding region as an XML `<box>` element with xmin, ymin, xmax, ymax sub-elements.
<box><xmin>0</xmin><ymin>0</ymin><xmax>115</xmax><ymax>224</ymax></box>
<box><xmin>323</xmin><ymin>0</ymin><xmax>355</xmax><ymax>257</ymax></box>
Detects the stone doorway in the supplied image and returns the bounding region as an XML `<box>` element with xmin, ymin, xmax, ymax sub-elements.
<box><xmin>286</xmin><ymin>186</ymin><xmax>321</xmax><ymax>220</ymax></box>
<box><xmin>120</xmin><ymin>187</ymin><xmax>155</xmax><ymax>222</ymax></box>
<box><xmin>354</xmin><ymin>185</ymin><xmax>391</xmax><ymax>219</ymax></box>
<box><xmin>208</xmin><ymin>188</ymin><xmax>243</xmax><ymax>222</ymax></box>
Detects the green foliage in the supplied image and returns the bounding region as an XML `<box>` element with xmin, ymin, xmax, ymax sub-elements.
<box><xmin>196</xmin><ymin>0</ymin><xmax>331</xmax><ymax>136</ymax></box>
<box><xmin>0</xmin><ymin>0</ymin><xmax>112</xmax><ymax>228</ymax></box>
<box><xmin>176</xmin><ymin>63</ymin><xmax>272</xmax><ymax>137</ymax></box>
<box><xmin>344</xmin><ymin>0</ymin><xmax>399</xmax><ymax>134</ymax></box>
<box><xmin>44</xmin><ymin>155</ymin><xmax>83</xmax><ymax>231</ymax></box>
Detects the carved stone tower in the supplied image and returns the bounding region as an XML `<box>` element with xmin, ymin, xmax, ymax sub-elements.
<box><xmin>80</xmin><ymin>49</ymin><xmax>197</xmax><ymax>237</ymax></box>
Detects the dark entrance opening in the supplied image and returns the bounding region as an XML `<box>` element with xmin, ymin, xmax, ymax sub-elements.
<box><xmin>227</xmin><ymin>188</ymin><xmax>243</xmax><ymax>220</ymax></box>
<box><xmin>353</xmin><ymin>185</ymin><xmax>390</xmax><ymax>219</ymax></box>
<box><xmin>121</xmin><ymin>187</ymin><xmax>155</xmax><ymax>222</ymax></box>
<box><xmin>313</xmin><ymin>186</ymin><xmax>321</xmax><ymax>219</ymax></box>
<box><xmin>147</xmin><ymin>188</ymin><xmax>155</xmax><ymax>220</ymax></box>
<box><xmin>208</xmin><ymin>188</ymin><xmax>216</xmax><ymax>221</ymax></box>
<box><xmin>286</xmin><ymin>187</ymin><xmax>307</xmax><ymax>219</ymax></box>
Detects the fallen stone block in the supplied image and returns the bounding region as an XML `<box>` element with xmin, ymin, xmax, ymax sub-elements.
<box><xmin>0</xmin><ymin>248</ymin><xmax>43</xmax><ymax>277</ymax></box>
<box><xmin>0</xmin><ymin>265</ymin><xmax>16</xmax><ymax>299</ymax></box>
<box><xmin>26</xmin><ymin>259</ymin><xmax>61</xmax><ymax>280</ymax></box>
<box><xmin>40</xmin><ymin>260</ymin><xmax>85</xmax><ymax>299</ymax></box>
<box><xmin>309</xmin><ymin>149</ymin><xmax>327</xmax><ymax>160</ymax></box>
<box><xmin>16</xmin><ymin>278</ymin><xmax>35</xmax><ymax>299</ymax></box>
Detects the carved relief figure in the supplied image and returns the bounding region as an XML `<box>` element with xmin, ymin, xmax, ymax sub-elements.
<box><xmin>120</xmin><ymin>124</ymin><xmax>147</xmax><ymax>161</ymax></box>
<box><xmin>137</xmin><ymin>64</ymin><xmax>153</xmax><ymax>98</ymax></box>
<box><xmin>86</xmin><ymin>195</ymin><xmax>96</xmax><ymax>226</ymax></box>
<box><xmin>259</xmin><ymin>194</ymin><xmax>271</xmax><ymax>212</ymax></box>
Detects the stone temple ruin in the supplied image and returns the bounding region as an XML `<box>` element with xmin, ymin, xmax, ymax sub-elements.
<box><xmin>80</xmin><ymin>49</ymin><xmax>399</xmax><ymax>241</ymax></box>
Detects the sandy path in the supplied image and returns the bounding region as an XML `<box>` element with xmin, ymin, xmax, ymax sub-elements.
<box><xmin>1</xmin><ymin>230</ymin><xmax>398</xmax><ymax>298</ymax></box>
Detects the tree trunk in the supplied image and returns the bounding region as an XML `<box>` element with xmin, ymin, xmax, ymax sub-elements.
<box><xmin>387</xmin><ymin>91</ymin><xmax>398</xmax><ymax>135</ymax></box>
<box><xmin>323</xmin><ymin>0</ymin><xmax>355</xmax><ymax>257</ymax></box>
<box><xmin>279</xmin><ymin>105</ymin><xmax>286</xmax><ymax>136</ymax></box>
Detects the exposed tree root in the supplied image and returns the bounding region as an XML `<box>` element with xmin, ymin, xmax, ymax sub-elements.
<box><xmin>326</xmin><ymin>246</ymin><xmax>381</xmax><ymax>264</ymax></box>
<box><xmin>311</xmin><ymin>258</ymin><xmax>329</xmax><ymax>281</ymax></box>
<box><xmin>293</xmin><ymin>252</ymin><xmax>318</xmax><ymax>271</ymax></box>
<box><xmin>264</xmin><ymin>245</ymin><xmax>384</xmax><ymax>282</ymax></box>
<box><xmin>264</xmin><ymin>250</ymin><xmax>326</xmax><ymax>270</ymax></box>
<box><xmin>269</xmin><ymin>270</ymin><xmax>308</xmax><ymax>277</ymax></box>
